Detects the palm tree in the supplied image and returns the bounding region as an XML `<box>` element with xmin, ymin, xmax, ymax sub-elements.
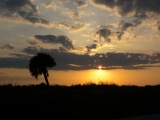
<box><xmin>29</xmin><ymin>52</ymin><xmax>56</xmax><ymax>86</ymax></box>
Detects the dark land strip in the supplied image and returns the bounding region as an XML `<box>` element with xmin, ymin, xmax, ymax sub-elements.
<box><xmin>0</xmin><ymin>83</ymin><xmax>160</xmax><ymax>119</ymax></box>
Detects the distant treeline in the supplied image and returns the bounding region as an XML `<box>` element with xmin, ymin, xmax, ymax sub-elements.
<box><xmin>0</xmin><ymin>83</ymin><xmax>160</xmax><ymax>119</ymax></box>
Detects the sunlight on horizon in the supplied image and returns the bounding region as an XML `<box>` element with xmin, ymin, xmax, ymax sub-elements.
<box><xmin>98</xmin><ymin>65</ymin><xmax>102</xmax><ymax>70</ymax></box>
<box><xmin>0</xmin><ymin>68</ymin><xmax>160</xmax><ymax>86</ymax></box>
<box><xmin>92</xmin><ymin>69</ymin><xmax>108</xmax><ymax>84</ymax></box>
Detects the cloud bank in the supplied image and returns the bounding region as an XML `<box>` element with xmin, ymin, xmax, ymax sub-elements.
<box><xmin>1</xmin><ymin>46</ymin><xmax>160</xmax><ymax>70</ymax></box>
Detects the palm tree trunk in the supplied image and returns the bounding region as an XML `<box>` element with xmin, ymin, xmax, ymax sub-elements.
<box><xmin>43</xmin><ymin>72</ymin><xmax>50</xmax><ymax>86</ymax></box>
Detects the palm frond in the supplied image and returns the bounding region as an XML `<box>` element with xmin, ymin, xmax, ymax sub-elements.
<box><xmin>29</xmin><ymin>52</ymin><xmax>56</xmax><ymax>79</ymax></box>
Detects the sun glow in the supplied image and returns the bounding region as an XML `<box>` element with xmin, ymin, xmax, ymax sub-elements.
<box><xmin>98</xmin><ymin>65</ymin><xmax>102</xmax><ymax>70</ymax></box>
<box><xmin>94</xmin><ymin>68</ymin><xmax>106</xmax><ymax>83</ymax></box>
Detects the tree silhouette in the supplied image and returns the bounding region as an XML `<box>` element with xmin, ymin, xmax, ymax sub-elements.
<box><xmin>29</xmin><ymin>52</ymin><xmax>56</xmax><ymax>86</ymax></box>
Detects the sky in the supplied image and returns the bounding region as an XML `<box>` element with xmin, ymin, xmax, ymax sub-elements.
<box><xmin>0</xmin><ymin>0</ymin><xmax>160</xmax><ymax>86</ymax></box>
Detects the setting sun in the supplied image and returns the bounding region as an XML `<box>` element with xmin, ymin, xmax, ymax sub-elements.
<box><xmin>98</xmin><ymin>66</ymin><xmax>102</xmax><ymax>69</ymax></box>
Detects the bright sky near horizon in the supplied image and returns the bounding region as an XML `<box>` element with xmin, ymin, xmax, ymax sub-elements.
<box><xmin>0</xmin><ymin>0</ymin><xmax>160</xmax><ymax>86</ymax></box>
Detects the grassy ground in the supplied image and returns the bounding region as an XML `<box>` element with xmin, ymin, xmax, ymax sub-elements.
<box><xmin>0</xmin><ymin>83</ymin><xmax>160</xmax><ymax>119</ymax></box>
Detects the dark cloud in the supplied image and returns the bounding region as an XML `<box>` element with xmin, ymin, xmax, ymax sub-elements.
<box><xmin>0</xmin><ymin>0</ymin><xmax>37</xmax><ymax>11</ymax></box>
<box><xmin>0</xmin><ymin>0</ymin><xmax>52</xmax><ymax>27</ymax></box>
<box><xmin>17</xmin><ymin>47</ymin><xmax>94</xmax><ymax>70</ymax></box>
<box><xmin>96</xmin><ymin>27</ymin><xmax>112</xmax><ymax>42</ymax></box>
<box><xmin>92</xmin><ymin>0</ymin><xmax>160</xmax><ymax>33</ymax></box>
<box><xmin>0</xmin><ymin>44</ymin><xmax>14</xmax><ymax>50</ymax></box>
<box><xmin>119</xmin><ymin>21</ymin><xmax>134</xmax><ymax>31</ymax></box>
<box><xmin>97</xmin><ymin>21</ymin><xmax>140</xmax><ymax>41</ymax></box>
<box><xmin>94</xmin><ymin>52</ymin><xmax>149</xmax><ymax>69</ymax></box>
<box><xmin>117</xmin><ymin>21</ymin><xmax>135</xmax><ymax>40</ymax></box>
<box><xmin>58</xmin><ymin>47</ymin><xmax>67</xmax><ymax>52</ymax></box>
<box><xmin>22</xmin><ymin>46</ymin><xmax>40</xmax><ymax>55</ymax></box>
<box><xmin>0</xmin><ymin>57</ymin><xmax>28</xmax><ymax>68</ymax></box>
<box><xmin>74</xmin><ymin>0</ymin><xmax>88</xmax><ymax>8</ymax></box>
<box><xmin>157</xmin><ymin>21</ymin><xmax>160</xmax><ymax>31</ymax></box>
<box><xmin>117</xmin><ymin>17</ymin><xmax>145</xmax><ymax>39</ymax></box>
<box><xmin>22</xmin><ymin>46</ymin><xmax>67</xmax><ymax>54</ymax></box>
<box><xmin>18</xmin><ymin>11</ymin><xmax>50</xmax><ymax>24</ymax></box>
<box><xmin>92</xmin><ymin>0</ymin><xmax>160</xmax><ymax>17</ymax></box>
<box><xmin>34</xmin><ymin>35</ymin><xmax>74</xmax><ymax>50</ymax></box>
<box><xmin>1</xmin><ymin>46</ymin><xmax>160</xmax><ymax>70</ymax></box>
<box><xmin>86</xmin><ymin>43</ymin><xmax>100</xmax><ymax>52</ymax></box>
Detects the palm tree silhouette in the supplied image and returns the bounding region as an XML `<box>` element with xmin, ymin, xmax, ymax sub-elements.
<box><xmin>29</xmin><ymin>52</ymin><xmax>56</xmax><ymax>86</ymax></box>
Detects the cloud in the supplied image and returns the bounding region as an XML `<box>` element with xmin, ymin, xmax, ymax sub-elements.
<box><xmin>0</xmin><ymin>0</ymin><xmax>53</xmax><ymax>27</ymax></box>
<box><xmin>74</xmin><ymin>0</ymin><xmax>88</xmax><ymax>8</ymax></box>
<box><xmin>9</xmin><ymin>53</ymin><xmax>30</xmax><ymax>58</ymax></box>
<box><xmin>157</xmin><ymin>21</ymin><xmax>160</xmax><ymax>31</ymax></box>
<box><xmin>57</xmin><ymin>22</ymin><xmax>89</xmax><ymax>31</ymax></box>
<box><xmin>95</xmin><ymin>26</ymin><xmax>113</xmax><ymax>42</ymax></box>
<box><xmin>91</xmin><ymin>0</ymin><xmax>160</xmax><ymax>16</ymax></box>
<box><xmin>22</xmin><ymin>46</ymin><xmax>41</xmax><ymax>55</ymax></box>
<box><xmin>45</xmin><ymin>2</ymin><xmax>57</xmax><ymax>10</ymax></box>
<box><xmin>117</xmin><ymin>21</ymin><xmax>137</xmax><ymax>40</ymax></box>
<box><xmin>20</xmin><ymin>47</ymin><xmax>95</xmax><ymax>70</ymax></box>
<box><xmin>64</xmin><ymin>10</ymin><xmax>83</xmax><ymax>19</ymax></box>
<box><xmin>0</xmin><ymin>57</ymin><xmax>28</xmax><ymax>68</ymax></box>
<box><xmin>94</xmin><ymin>20</ymin><xmax>143</xmax><ymax>41</ymax></box>
<box><xmin>1</xmin><ymin>46</ymin><xmax>160</xmax><ymax>70</ymax></box>
<box><xmin>86</xmin><ymin>43</ymin><xmax>101</xmax><ymax>52</ymax></box>
<box><xmin>91</xmin><ymin>0</ymin><xmax>160</xmax><ymax>35</ymax></box>
<box><xmin>27</xmin><ymin>40</ymin><xmax>38</xmax><ymax>45</ymax></box>
<box><xmin>57</xmin><ymin>0</ymin><xmax>70</xmax><ymax>4</ymax></box>
<box><xmin>0</xmin><ymin>44</ymin><xmax>14</xmax><ymax>50</ymax></box>
<box><xmin>34</xmin><ymin>35</ymin><xmax>74</xmax><ymax>50</ymax></box>
<box><xmin>93</xmin><ymin>52</ymin><xmax>160</xmax><ymax>70</ymax></box>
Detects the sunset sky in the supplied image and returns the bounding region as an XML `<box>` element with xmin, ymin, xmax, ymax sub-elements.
<box><xmin>0</xmin><ymin>0</ymin><xmax>160</xmax><ymax>86</ymax></box>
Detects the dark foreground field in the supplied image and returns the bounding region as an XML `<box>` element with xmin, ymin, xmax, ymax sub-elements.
<box><xmin>0</xmin><ymin>83</ymin><xmax>160</xmax><ymax>119</ymax></box>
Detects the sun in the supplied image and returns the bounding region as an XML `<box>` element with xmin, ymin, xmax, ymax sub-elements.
<box><xmin>98</xmin><ymin>65</ymin><xmax>102</xmax><ymax>69</ymax></box>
